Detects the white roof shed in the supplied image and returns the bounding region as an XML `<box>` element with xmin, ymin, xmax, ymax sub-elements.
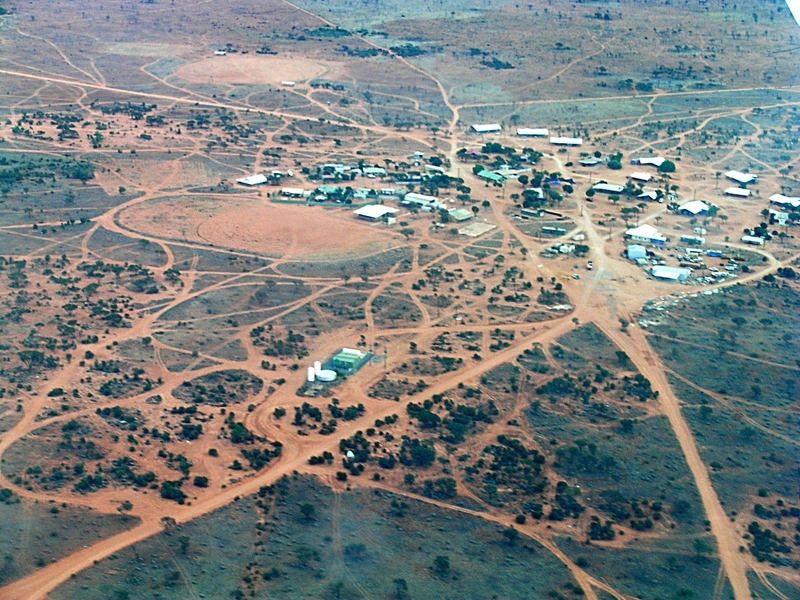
<box><xmin>517</xmin><ymin>128</ymin><xmax>549</xmax><ymax>137</ymax></box>
<box><xmin>724</xmin><ymin>187</ymin><xmax>751</xmax><ymax>198</ymax></box>
<box><xmin>725</xmin><ymin>170</ymin><xmax>758</xmax><ymax>185</ymax></box>
<box><xmin>471</xmin><ymin>123</ymin><xmax>502</xmax><ymax>133</ymax></box>
<box><xmin>354</xmin><ymin>205</ymin><xmax>399</xmax><ymax>220</ymax></box>
<box><xmin>237</xmin><ymin>174</ymin><xmax>267</xmax><ymax>186</ymax></box>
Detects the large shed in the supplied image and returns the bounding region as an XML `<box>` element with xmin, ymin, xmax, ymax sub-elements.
<box><xmin>237</xmin><ymin>174</ymin><xmax>267</xmax><ymax>186</ymax></box>
<box><xmin>651</xmin><ymin>266</ymin><xmax>691</xmax><ymax>281</ymax></box>
<box><xmin>550</xmin><ymin>136</ymin><xmax>582</xmax><ymax>146</ymax></box>
<box><xmin>471</xmin><ymin>123</ymin><xmax>502</xmax><ymax>133</ymax></box>
<box><xmin>354</xmin><ymin>205</ymin><xmax>399</xmax><ymax>221</ymax></box>
<box><xmin>725</xmin><ymin>170</ymin><xmax>758</xmax><ymax>185</ymax></box>
<box><xmin>517</xmin><ymin>128</ymin><xmax>549</xmax><ymax>137</ymax></box>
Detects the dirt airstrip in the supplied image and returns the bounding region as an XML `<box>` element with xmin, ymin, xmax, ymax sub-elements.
<box><xmin>175</xmin><ymin>54</ymin><xmax>330</xmax><ymax>85</ymax></box>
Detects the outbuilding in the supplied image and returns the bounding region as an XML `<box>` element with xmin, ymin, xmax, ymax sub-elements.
<box><xmin>626</xmin><ymin>244</ymin><xmax>647</xmax><ymax>260</ymax></box>
<box><xmin>626</xmin><ymin>224</ymin><xmax>666</xmax><ymax>245</ymax></box>
<box><xmin>402</xmin><ymin>192</ymin><xmax>442</xmax><ymax>210</ymax></box>
<box><xmin>550</xmin><ymin>136</ymin><xmax>582</xmax><ymax>146</ymax></box>
<box><xmin>630</xmin><ymin>172</ymin><xmax>652</xmax><ymax>182</ymax></box>
<box><xmin>448</xmin><ymin>208</ymin><xmax>474</xmax><ymax>222</ymax></box>
<box><xmin>651</xmin><ymin>266</ymin><xmax>691</xmax><ymax>282</ymax></box>
<box><xmin>592</xmin><ymin>183</ymin><xmax>625</xmax><ymax>194</ymax></box>
<box><xmin>724</xmin><ymin>187</ymin><xmax>751</xmax><ymax>198</ymax></box>
<box><xmin>471</xmin><ymin>123</ymin><xmax>502</xmax><ymax>133</ymax></box>
<box><xmin>631</xmin><ymin>157</ymin><xmax>665</xmax><ymax>168</ymax></box>
<box><xmin>354</xmin><ymin>205</ymin><xmax>399</xmax><ymax>221</ymax></box>
<box><xmin>517</xmin><ymin>128</ymin><xmax>549</xmax><ymax>137</ymax></box>
<box><xmin>769</xmin><ymin>194</ymin><xmax>800</xmax><ymax>210</ymax></box>
<box><xmin>476</xmin><ymin>170</ymin><xmax>506</xmax><ymax>184</ymax></box>
<box><xmin>237</xmin><ymin>174</ymin><xmax>267</xmax><ymax>186</ymax></box>
<box><xmin>579</xmin><ymin>157</ymin><xmax>601</xmax><ymax>167</ymax></box>
<box><xmin>280</xmin><ymin>187</ymin><xmax>307</xmax><ymax>198</ymax></box>
<box><xmin>678</xmin><ymin>200</ymin><xmax>709</xmax><ymax>216</ymax></box>
<box><xmin>725</xmin><ymin>170</ymin><xmax>758</xmax><ymax>185</ymax></box>
<box><xmin>638</xmin><ymin>191</ymin><xmax>659</xmax><ymax>202</ymax></box>
<box><xmin>741</xmin><ymin>235</ymin><xmax>765</xmax><ymax>246</ymax></box>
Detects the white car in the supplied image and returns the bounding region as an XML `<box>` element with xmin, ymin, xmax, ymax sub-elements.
<box><xmin>586</xmin><ymin>261</ymin><xmax>593</xmax><ymax>270</ymax></box>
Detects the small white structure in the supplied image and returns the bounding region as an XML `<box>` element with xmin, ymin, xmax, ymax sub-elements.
<box><xmin>592</xmin><ymin>183</ymin><xmax>625</xmax><ymax>194</ymax></box>
<box><xmin>627</xmin><ymin>244</ymin><xmax>647</xmax><ymax>260</ymax></box>
<box><xmin>471</xmin><ymin>123</ymin><xmax>501</xmax><ymax>133</ymax></box>
<box><xmin>579</xmin><ymin>157</ymin><xmax>602</xmax><ymax>167</ymax></box>
<box><xmin>280</xmin><ymin>187</ymin><xmax>307</xmax><ymax>198</ymax></box>
<box><xmin>354</xmin><ymin>204</ymin><xmax>399</xmax><ymax>221</ymax></box>
<box><xmin>281</xmin><ymin>81</ymin><xmax>296</xmax><ymax>86</ymax></box>
<box><xmin>517</xmin><ymin>128</ymin><xmax>549</xmax><ymax>137</ymax></box>
<box><xmin>550</xmin><ymin>136</ymin><xmax>582</xmax><ymax>146</ymax></box>
<box><xmin>651</xmin><ymin>266</ymin><xmax>691</xmax><ymax>281</ymax></box>
<box><xmin>626</xmin><ymin>224</ymin><xmax>666</xmax><ymax>245</ymax></box>
<box><xmin>307</xmin><ymin>367</ymin><xmax>316</xmax><ymax>382</ymax></box>
<box><xmin>725</xmin><ymin>170</ymin><xmax>758</xmax><ymax>185</ymax></box>
<box><xmin>741</xmin><ymin>235</ymin><xmax>765</xmax><ymax>246</ymax></box>
<box><xmin>638</xmin><ymin>191</ymin><xmax>659</xmax><ymax>201</ymax></box>
<box><xmin>630</xmin><ymin>172</ymin><xmax>652</xmax><ymax>182</ymax></box>
<box><xmin>679</xmin><ymin>200</ymin><xmax>710</xmax><ymax>216</ymax></box>
<box><xmin>633</xmin><ymin>156</ymin><xmax>665</xmax><ymax>168</ymax></box>
<box><xmin>237</xmin><ymin>174</ymin><xmax>267</xmax><ymax>186</ymax></box>
<box><xmin>214</xmin><ymin>50</ymin><xmax>227</xmax><ymax>56</ymax></box>
<box><xmin>769</xmin><ymin>209</ymin><xmax>789</xmax><ymax>226</ymax></box>
<box><xmin>724</xmin><ymin>187</ymin><xmax>751</xmax><ymax>198</ymax></box>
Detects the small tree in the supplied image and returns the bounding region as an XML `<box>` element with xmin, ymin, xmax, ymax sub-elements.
<box><xmin>432</xmin><ymin>555</ymin><xmax>450</xmax><ymax>576</ymax></box>
<box><xmin>658</xmin><ymin>159</ymin><xmax>676</xmax><ymax>173</ymax></box>
<box><xmin>300</xmin><ymin>503</ymin><xmax>316</xmax><ymax>522</ymax></box>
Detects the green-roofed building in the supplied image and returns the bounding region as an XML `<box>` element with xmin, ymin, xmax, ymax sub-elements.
<box><xmin>477</xmin><ymin>170</ymin><xmax>506</xmax><ymax>184</ymax></box>
<box><xmin>331</xmin><ymin>348</ymin><xmax>368</xmax><ymax>373</ymax></box>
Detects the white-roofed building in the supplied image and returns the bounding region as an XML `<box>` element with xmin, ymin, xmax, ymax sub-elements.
<box><xmin>630</xmin><ymin>172</ymin><xmax>652</xmax><ymax>182</ymax></box>
<box><xmin>725</xmin><ymin>170</ymin><xmax>758</xmax><ymax>185</ymax></box>
<box><xmin>724</xmin><ymin>187</ymin><xmax>751</xmax><ymax>198</ymax></box>
<box><xmin>579</xmin><ymin>157</ymin><xmax>601</xmax><ymax>167</ymax></box>
<box><xmin>627</xmin><ymin>244</ymin><xmax>647</xmax><ymax>260</ymax></box>
<box><xmin>678</xmin><ymin>200</ymin><xmax>710</xmax><ymax>216</ymax></box>
<box><xmin>280</xmin><ymin>187</ymin><xmax>307</xmax><ymax>198</ymax></box>
<box><xmin>632</xmin><ymin>157</ymin><xmax>665</xmax><ymax>167</ymax></box>
<box><xmin>402</xmin><ymin>192</ymin><xmax>442</xmax><ymax>210</ymax></box>
<box><xmin>626</xmin><ymin>224</ymin><xmax>666</xmax><ymax>245</ymax></box>
<box><xmin>550</xmin><ymin>136</ymin><xmax>582</xmax><ymax>146</ymax></box>
<box><xmin>471</xmin><ymin>123</ymin><xmax>502</xmax><ymax>133</ymax></box>
<box><xmin>353</xmin><ymin>205</ymin><xmax>399</xmax><ymax>221</ymax></box>
<box><xmin>769</xmin><ymin>194</ymin><xmax>800</xmax><ymax>209</ymax></box>
<box><xmin>638</xmin><ymin>191</ymin><xmax>659</xmax><ymax>201</ymax></box>
<box><xmin>741</xmin><ymin>235</ymin><xmax>765</xmax><ymax>246</ymax></box>
<box><xmin>592</xmin><ymin>183</ymin><xmax>625</xmax><ymax>194</ymax></box>
<box><xmin>237</xmin><ymin>174</ymin><xmax>267</xmax><ymax>186</ymax></box>
<box><xmin>517</xmin><ymin>128</ymin><xmax>549</xmax><ymax>137</ymax></box>
<box><xmin>651</xmin><ymin>266</ymin><xmax>691</xmax><ymax>281</ymax></box>
<box><xmin>768</xmin><ymin>209</ymin><xmax>789</xmax><ymax>226</ymax></box>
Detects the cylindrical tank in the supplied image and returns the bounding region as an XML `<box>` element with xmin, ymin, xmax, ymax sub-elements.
<box><xmin>314</xmin><ymin>361</ymin><xmax>322</xmax><ymax>375</ymax></box>
<box><xmin>307</xmin><ymin>366</ymin><xmax>315</xmax><ymax>382</ymax></box>
<box><xmin>316</xmin><ymin>369</ymin><xmax>337</xmax><ymax>382</ymax></box>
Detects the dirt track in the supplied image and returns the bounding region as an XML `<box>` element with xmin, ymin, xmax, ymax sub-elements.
<box><xmin>2</xmin><ymin>2</ymin><xmax>800</xmax><ymax>598</ymax></box>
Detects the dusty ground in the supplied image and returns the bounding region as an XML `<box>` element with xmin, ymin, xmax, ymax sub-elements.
<box><xmin>0</xmin><ymin>0</ymin><xmax>798</xmax><ymax>599</ymax></box>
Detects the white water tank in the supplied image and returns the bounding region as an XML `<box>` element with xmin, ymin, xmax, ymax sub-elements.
<box><xmin>307</xmin><ymin>366</ymin><xmax>315</xmax><ymax>382</ymax></box>
<box><xmin>316</xmin><ymin>369</ymin><xmax>337</xmax><ymax>382</ymax></box>
<box><xmin>314</xmin><ymin>361</ymin><xmax>322</xmax><ymax>375</ymax></box>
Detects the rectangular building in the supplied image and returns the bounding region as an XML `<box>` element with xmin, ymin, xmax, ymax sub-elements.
<box><xmin>550</xmin><ymin>136</ymin><xmax>582</xmax><ymax>146</ymax></box>
<box><xmin>471</xmin><ymin>123</ymin><xmax>502</xmax><ymax>133</ymax></box>
<box><xmin>517</xmin><ymin>128</ymin><xmax>549</xmax><ymax>137</ymax></box>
